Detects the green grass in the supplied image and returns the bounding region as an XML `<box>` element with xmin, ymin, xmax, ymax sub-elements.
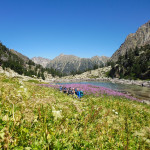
<box><xmin>26</xmin><ymin>79</ymin><xmax>44</xmax><ymax>84</ymax></box>
<box><xmin>0</xmin><ymin>74</ymin><xmax>150</xmax><ymax>149</ymax></box>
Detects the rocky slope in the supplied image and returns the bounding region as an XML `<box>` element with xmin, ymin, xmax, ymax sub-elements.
<box><xmin>91</xmin><ymin>55</ymin><xmax>109</xmax><ymax>64</ymax></box>
<box><xmin>32</xmin><ymin>57</ymin><xmax>51</xmax><ymax>68</ymax></box>
<box><xmin>109</xmin><ymin>44</ymin><xmax>150</xmax><ymax>80</ymax></box>
<box><xmin>10</xmin><ymin>49</ymin><xmax>30</xmax><ymax>63</ymax></box>
<box><xmin>111</xmin><ymin>20</ymin><xmax>150</xmax><ymax>62</ymax></box>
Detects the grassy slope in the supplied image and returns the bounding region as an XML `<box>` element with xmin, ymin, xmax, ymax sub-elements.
<box><xmin>0</xmin><ymin>74</ymin><xmax>150</xmax><ymax>149</ymax></box>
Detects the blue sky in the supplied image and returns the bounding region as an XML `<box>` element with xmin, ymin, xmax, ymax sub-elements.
<box><xmin>0</xmin><ymin>0</ymin><xmax>150</xmax><ymax>59</ymax></box>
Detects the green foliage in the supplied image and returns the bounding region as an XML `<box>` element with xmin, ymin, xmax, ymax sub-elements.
<box><xmin>105</xmin><ymin>71</ymin><xmax>110</xmax><ymax>77</ymax></box>
<box><xmin>0</xmin><ymin>74</ymin><xmax>150</xmax><ymax>149</ymax></box>
<box><xmin>93</xmin><ymin>64</ymin><xmax>98</xmax><ymax>70</ymax></box>
<box><xmin>27</xmin><ymin>80</ymin><xmax>41</xmax><ymax>84</ymax></box>
<box><xmin>70</xmin><ymin>69</ymin><xmax>84</xmax><ymax>76</ymax></box>
<box><xmin>109</xmin><ymin>45</ymin><xmax>150</xmax><ymax>80</ymax></box>
<box><xmin>69</xmin><ymin>63</ymin><xmax>105</xmax><ymax>76</ymax></box>
<box><xmin>106</xmin><ymin>61</ymin><xmax>115</xmax><ymax>68</ymax></box>
<box><xmin>45</xmin><ymin>67</ymin><xmax>62</xmax><ymax>77</ymax></box>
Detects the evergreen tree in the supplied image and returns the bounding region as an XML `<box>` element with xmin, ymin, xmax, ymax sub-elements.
<box><xmin>109</xmin><ymin>45</ymin><xmax>150</xmax><ymax>80</ymax></box>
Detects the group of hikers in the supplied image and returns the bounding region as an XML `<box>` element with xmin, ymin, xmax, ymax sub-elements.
<box><xmin>59</xmin><ymin>86</ymin><xmax>84</xmax><ymax>98</ymax></box>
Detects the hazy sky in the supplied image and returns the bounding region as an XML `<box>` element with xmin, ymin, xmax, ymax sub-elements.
<box><xmin>0</xmin><ymin>0</ymin><xmax>150</xmax><ymax>59</ymax></box>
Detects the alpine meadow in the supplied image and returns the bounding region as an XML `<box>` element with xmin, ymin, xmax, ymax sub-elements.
<box><xmin>0</xmin><ymin>0</ymin><xmax>150</xmax><ymax>149</ymax></box>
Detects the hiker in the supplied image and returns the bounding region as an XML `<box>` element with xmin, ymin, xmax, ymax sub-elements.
<box><xmin>68</xmin><ymin>87</ymin><xmax>72</xmax><ymax>95</ymax></box>
<box><xmin>72</xmin><ymin>88</ymin><xmax>75</xmax><ymax>95</ymax></box>
<box><xmin>77</xmin><ymin>88</ymin><xmax>81</xmax><ymax>98</ymax></box>
<box><xmin>59</xmin><ymin>86</ymin><xmax>84</xmax><ymax>98</ymax></box>
<box><xmin>76</xmin><ymin>88</ymin><xmax>84</xmax><ymax>99</ymax></box>
<box><xmin>75</xmin><ymin>88</ymin><xmax>78</xmax><ymax>95</ymax></box>
<box><xmin>72</xmin><ymin>88</ymin><xmax>77</xmax><ymax>98</ymax></box>
<box><xmin>59</xmin><ymin>86</ymin><xmax>63</xmax><ymax>92</ymax></box>
<box><xmin>63</xmin><ymin>87</ymin><xmax>67</xmax><ymax>94</ymax></box>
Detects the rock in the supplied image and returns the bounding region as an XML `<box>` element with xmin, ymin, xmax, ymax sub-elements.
<box><xmin>0</xmin><ymin>66</ymin><xmax>51</xmax><ymax>83</ymax></box>
<box><xmin>142</xmin><ymin>82</ymin><xmax>150</xmax><ymax>87</ymax></box>
<box><xmin>142</xmin><ymin>100</ymin><xmax>150</xmax><ymax>105</ymax></box>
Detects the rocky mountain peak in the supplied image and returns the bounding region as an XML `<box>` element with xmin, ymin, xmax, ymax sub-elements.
<box><xmin>111</xmin><ymin>20</ymin><xmax>150</xmax><ymax>62</ymax></box>
<box><xmin>31</xmin><ymin>57</ymin><xmax>51</xmax><ymax>68</ymax></box>
<box><xmin>53</xmin><ymin>54</ymin><xmax>80</xmax><ymax>62</ymax></box>
<box><xmin>45</xmin><ymin>54</ymin><xmax>109</xmax><ymax>74</ymax></box>
<box><xmin>32</xmin><ymin>53</ymin><xmax>109</xmax><ymax>75</ymax></box>
<box><xmin>91</xmin><ymin>55</ymin><xmax>109</xmax><ymax>64</ymax></box>
<box><xmin>59</xmin><ymin>53</ymin><xmax>64</xmax><ymax>57</ymax></box>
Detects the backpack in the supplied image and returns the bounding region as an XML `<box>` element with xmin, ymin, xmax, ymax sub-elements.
<box><xmin>80</xmin><ymin>91</ymin><xmax>84</xmax><ymax>97</ymax></box>
<box><xmin>59</xmin><ymin>86</ymin><xmax>62</xmax><ymax>91</ymax></box>
<box><xmin>68</xmin><ymin>89</ymin><xmax>72</xmax><ymax>94</ymax></box>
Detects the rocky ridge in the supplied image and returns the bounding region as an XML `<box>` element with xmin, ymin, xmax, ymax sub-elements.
<box><xmin>32</xmin><ymin>57</ymin><xmax>51</xmax><ymax>68</ymax></box>
<box><xmin>46</xmin><ymin>54</ymin><xmax>93</xmax><ymax>75</ymax></box>
<box><xmin>32</xmin><ymin>54</ymin><xmax>110</xmax><ymax>75</ymax></box>
<box><xmin>111</xmin><ymin>20</ymin><xmax>150</xmax><ymax>62</ymax></box>
<box><xmin>10</xmin><ymin>49</ymin><xmax>30</xmax><ymax>63</ymax></box>
<box><xmin>91</xmin><ymin>55</ymin><xmax>109</xmax><ymax>64</ymax></box>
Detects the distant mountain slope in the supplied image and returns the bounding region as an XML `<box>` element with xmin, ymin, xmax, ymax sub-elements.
<box><xmin>91</xmin><ymin>56</ymin><xmax>109</xmax><ymax>65</ymax></box>
<box><xmin>32</xmin><ymin>57</ymin><xmax>51</xmax><ymax>68</ymax></box>
<box><xmin>45</xmin><ymin>54</ymin><xmax>109</xmax><ymax>75</ymax></box>
<box><xmin>0</xmin><ymin>43</ymin><xmax>31</xmax><ymax>75</ymax></box>
<box><xmin>111</xmin><ymin>20</ymin><xmax>150</xmax><ymax>62</ymax></box>
<box><xmin>0</xmin><ymin>42</ymin><xmax>61</xmax><ymax>79</ymax></box>
<box><xmin>10</xmin><ymin>49</ymin><xmax>30</xmax><ymax>63</ymax></box>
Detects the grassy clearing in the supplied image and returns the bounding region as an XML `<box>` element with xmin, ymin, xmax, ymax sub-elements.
<box><xmin>0</xmin><ymin>74</ymin><xmax>150</xmax><ymax>149</ymax></box>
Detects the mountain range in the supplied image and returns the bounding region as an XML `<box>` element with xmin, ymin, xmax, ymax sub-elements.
<box><xmin>32</xmin><ymin>55</ymin><xmax>109</xmax><ymax>75</ymax></box>
<box><xmin>0</xmin><ymin>20</ymin><xmax>150</xmax><ymax>80</ymax></box>
<box><xmin>32</xmin><ymin>20</ymin><xmax>150</xmax><ymax>76</ymax></box>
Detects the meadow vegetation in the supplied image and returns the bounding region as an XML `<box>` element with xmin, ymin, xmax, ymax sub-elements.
<box><xmin>0</xmin><ymin>74</ymin><xmax>150</xmax><ymax>149</ymax></box>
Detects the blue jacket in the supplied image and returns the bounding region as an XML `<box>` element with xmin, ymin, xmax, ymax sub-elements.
<box><xmin>59</xmin><ymin>86</ymin><xmax>62</xmax><ymax>91</ymax></box>
<box><xmin>77</xmin><ymin>91</ymin><xmax>81</xmax><ymax>98</ymax></box>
